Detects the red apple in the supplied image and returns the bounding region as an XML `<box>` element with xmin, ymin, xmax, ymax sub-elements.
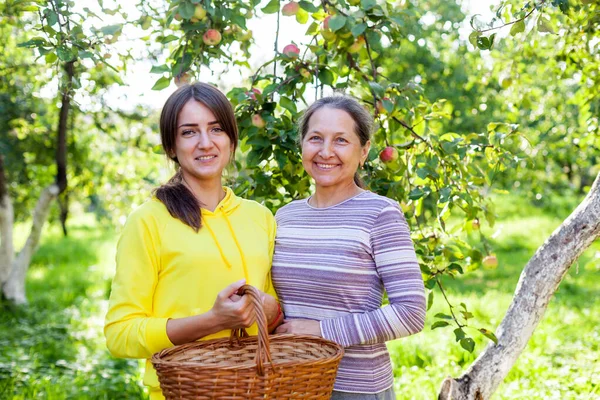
<box><xmin>282</xmin><ymin>2</ymin><xmax>299</xmax><ymax>16</ymax></box>
<box><xmin>283</xmin><ymin>43</ymin><xmax>300</xmax><ymax>58</ymax></box>
<box><xmin>252</xmin><ymin>114</ymin><xmax>265</xmax><ymax>128</ymax></box>
<box><xmin>482</xmin><ymin>255</ymin><xmax>498</xmax><ymax>269</ymax></box>
<box><xmin>379</xmin><ymin>146</ymin><xmax>399</xmax><ymax>163</ymax></box>
<box><xmin>203</xmin><ymin>29</ymin><xmax>222</xmax><ymax>46</ymax></box>
<box><xmin>323</xmin><ymin>15</ymin><xmax>331</xmax><ymax>30</ymax></box>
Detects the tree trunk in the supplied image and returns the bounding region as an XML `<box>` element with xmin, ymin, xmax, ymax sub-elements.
<box><xmin>438</xmin><ymin>172</ymin><xmax>600</xmax><ymax>400</ymax></box>
<box><xmin>2</xmin><ymin>184</ymin><xmax>59</xmax><ymax>304</ymax></box>
<box><xmin>56</xmin><ymin>61</ymin><xmax>75</xmax><ymax>236</ymax></box>
<box><xmin>0</xmin><ymin>156</ymin><xmax>14</xmax><ymax>285</ymax></box>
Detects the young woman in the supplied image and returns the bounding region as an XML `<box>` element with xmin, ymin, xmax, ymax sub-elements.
<box><xmin>272</xmin><ymin>96</ymin><xmax>426</xmax><ymax>399</ymax></box>
<box><xmin>104</xmin><ymin>82</ymin><xmax>283</xmax><ymax>400</ymax></box>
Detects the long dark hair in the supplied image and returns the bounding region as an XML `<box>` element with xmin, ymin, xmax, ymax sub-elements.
<box><xmin>298</xmin><ymin>95</ymin><xmax>373</xmax><ymax>188</ymax></box>
<box><xmin>154</xmin><ymin>82</ymin><xmax>238</xmax><ymax>231</ymax></box>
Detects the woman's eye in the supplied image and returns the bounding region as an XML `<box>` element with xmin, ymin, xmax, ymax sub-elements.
<box><xmin>211</xmin><ymin>127</ymin><xmax>224</xmax><ymax>133</ymax></box>
<box><xmin>308</xmin><ymin>136</ymin><xmax>322</xmax><ymax>141</ymax></box>
<box><xmin>182</xmin><ymin>130</ymin><xmax>195</xmax><ymax>136</ymax></box>
<box><xmin>336</xmin><ymin>137</ymin><xmax>348</xmax><ymax>143</ymax></box>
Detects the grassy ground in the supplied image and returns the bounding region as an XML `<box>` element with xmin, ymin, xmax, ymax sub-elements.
<box><xmin>0</xmin><ymin>194</ymin><xmax>598</xmax><ymax>399</ymax></box>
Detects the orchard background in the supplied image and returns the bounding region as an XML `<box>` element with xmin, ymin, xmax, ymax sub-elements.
<box><xmin>0</xmin><ymin>0</ymin><xmax>599</xmax><ymax>398</ymax></box>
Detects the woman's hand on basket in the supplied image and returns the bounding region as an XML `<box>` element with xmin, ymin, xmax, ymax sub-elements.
<box><xmin>275</xmin><ymin>319</ymin><xmax>322</xmax><ymax>337</ymax></box>
<box><xmin>210</xmin><ymin>279</ymin><xmax>255</xmax><ymax>330</ymax></box>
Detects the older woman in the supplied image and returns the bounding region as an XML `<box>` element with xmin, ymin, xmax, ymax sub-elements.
<box><xmin>272</xmin><ymin>96</ymin><xmax>426</xmax><ymax>400</ymax></box>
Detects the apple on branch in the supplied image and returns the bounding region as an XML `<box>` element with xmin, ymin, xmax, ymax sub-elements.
<box><xmin>282</xmin><ymin>2</ymin><xmax>299</xmax><ymax>16</ymax></box>
<box><xmin>203</xmin><ymin>29</ymin><xmax>222</xmax><ymax>46</ymax></box>
<box><xmin>283</xmin><ymin>43</ymin><xmax>300</xmax><ymax>58</ymax></box>
<box><xmin>379</xmin><ymin>146</ymin><xmax>399</xmax><ymax>164</ymax></box>
<box><xmin>252</xmin><ymin>114</ymin><xmax>266</xmax><ymax>129</ymax></box>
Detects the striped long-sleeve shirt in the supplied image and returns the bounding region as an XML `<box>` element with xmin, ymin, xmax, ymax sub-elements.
<box><xmin>271</xmin><ymin>191</ymin><xmax>426</xmax><ymax>393</ymax></box>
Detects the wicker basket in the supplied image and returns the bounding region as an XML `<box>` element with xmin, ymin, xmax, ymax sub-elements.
<box><xmin>151</xmin><ymin>285</ymin><xmax>344</xmax><ymax>399</ymax></box>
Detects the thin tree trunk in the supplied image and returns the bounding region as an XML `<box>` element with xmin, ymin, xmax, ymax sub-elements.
<box><xmin>56</xmin><ymin>61</ymin><xmax>75</xmax><ymax>236</ymax></box>
<box><xmin>0</xmin><ymin>156</ymin><xmax>14</xmax><ymax>285</ymax></box>
<box><xmin>2</xmin><ymin>184</ymin><xmax>59</xmax><ymax>304</ymax></box>
<box><xmin>439</xmin><ymin>172</ymin><xmax>600</xmax><ymax>400</ymax></box>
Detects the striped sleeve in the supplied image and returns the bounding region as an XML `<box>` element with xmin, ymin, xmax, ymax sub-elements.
<box><xmin>320</xmin><ymin>204</ymin><xmax>426</xmax><ymax>347</ymax></box>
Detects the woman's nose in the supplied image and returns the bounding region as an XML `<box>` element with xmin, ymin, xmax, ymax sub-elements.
<box><xmin>196</xmin><ymin>131</ymin><xmax>212</xmax><ymax>149</ymax></box>
<box><xmin>318</xmin><ymin>141</ymin><xmax>334</xmax><ymax>158</ymax></box>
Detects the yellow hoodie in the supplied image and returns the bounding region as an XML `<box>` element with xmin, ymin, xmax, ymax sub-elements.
<box><xmin>104</xmin><ymin>187</ymin><xmax>276</xmax><ymax>399</ymax></box>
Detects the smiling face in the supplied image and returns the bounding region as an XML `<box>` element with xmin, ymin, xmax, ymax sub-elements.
<box><xmin>301</xmin><ymin>106</ymin><xmax>370</xmax><ymax>191</ymax></box>
<box><xmin>173</xmin><ymin>99</ymin><xmax>232</xmax><ymax>186</ymax></box>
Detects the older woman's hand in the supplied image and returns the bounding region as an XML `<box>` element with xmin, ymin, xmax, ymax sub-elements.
<box><xmin>275</xmin><ymin>319</ymin><xmax>322</xmax><ymax>336</ymax></box>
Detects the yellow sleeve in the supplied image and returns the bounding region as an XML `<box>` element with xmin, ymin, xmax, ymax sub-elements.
<box><xmin>104</xmin><ymin>206</ymin><xmax>174</xmax><ymax>359</ymax></box>
<box><xmin>263</xmin><ymin>209</ymin><xmax>278</xmax><ymax>300</ymax></box>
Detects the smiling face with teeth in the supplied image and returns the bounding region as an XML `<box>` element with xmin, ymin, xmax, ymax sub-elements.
<box><xmin>301</xmin><ymin>106</ymin><xmax>370</xmax><ymax>195</ymax></box>
<box><xmin>173</xmin><ymin>99</ymin><xmax>233</xmax><ymax>186</ymax></box>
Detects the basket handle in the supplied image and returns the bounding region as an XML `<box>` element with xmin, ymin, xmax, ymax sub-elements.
<box><xmin>229</xmin><ymin>284</ymin><xmax>273</xmax><ymax>376</ymax></box>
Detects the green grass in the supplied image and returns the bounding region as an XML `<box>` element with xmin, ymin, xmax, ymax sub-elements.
<box><xmin>389</xmin><ymin>194</ymin><xmax>600</xmax><ymax>399</ymax></box>
<box><xmin>0</xmin><ymin>216</ymin><xmax>147</xmax><ymax>400</ymax></box>
<box><xmin>1</xmin><ymin>194</ymin><xmax>598</xmax><ymax>399</ymax></box>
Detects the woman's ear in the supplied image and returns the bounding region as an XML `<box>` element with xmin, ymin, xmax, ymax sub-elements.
<box><xmin>361</xmin><ymin>140</ymin><xmax>371</xmax><ymax>166</ymax></box>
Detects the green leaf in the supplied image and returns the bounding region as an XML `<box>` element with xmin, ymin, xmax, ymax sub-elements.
<box><xmin>368</xmin><ymin>81</ymin><xmax>385</xmax><ymax>98</ymax></box>
<box><xmin>479</xmin><ymin>328</ymin><xmax>498</xmax><ymax>344</ymax></box>
<box><xmin>431</xmin><ymin>321</ymin><xmax>450</xmax><ymax>330</ymax></box>
<box><xmin>460</xmin><ymin>337</ymin><xmax>475</xmax><ymax>352</ymax></box>
<box><xmin>150</xmin><ymin>64</ymin><xmax>170</xmax><ymax>73</ymax></box>
<box><xmin>427</xmin><ymin>291</ymin><xmax>434</xmax><ymax>311</ymax></box>
<box><xmin>509</xmin><ymin>19</ymin><xmax>525</xmax><ymax>36</ymax></box>
<box><xmin>18</xmin><ymin>37</ymin><xmax>48</xmax><ymax>48</ymax></box>
<box><xmin>151</xmin><ymin>76</ymin><xmax>171</xmax><ymax>90</ymax></box>
<box><xmin>101</xmin><ymin>24</ymin><xmax>122</xmax><ymax>36</ymax></box>
<box><xmin>328</xmin><ymin>15</ymin><xmax>346</xmax><ymax>32</ymax></box>
<box><xmin>454</xmin><ymin>328</ymin><xmax>466</xmax><ymax>342</ymax></box>
<box><xmin>298</xmin><ymin>1</ymin><xmax>318</xmax><ymax>12</ymax></box>
<box><xmin>46</xmin><ymin>10</ymin><xmax>59</xmax><ymax>26</ymax></box>
<box><xmin>424</xmin><ymin>278</ymin><xmax>436</xmax><ymax>290</ymax></box>
<box><xmin>231</xmin><ymin>14</ymin><xmax>248</xmax><ymax>30</ymax></box>
<box><xmin>318</xmin><ymin>68</ymin><xmax>334</xmax><ymax>86</ymax></box>
<box><xmin>296</xmin><ymin>8</ymin><xmax>309</xmax><ymax>24</ymax></box>
<box><xmin>408</xmin><ymin>187</ymin><xmax>425</xmax><ymax>200</ymax></box>
<box><xmin>306</xmin><ymin>21</ymin><xmax>319</xmax><ymax>35</ymax></box>
<box><xmin>434</xmin><ymin>313</ymin><xmax>453</xmax><ymax>320</ymax></box>
<box><xmin>476</xmin><ymin>36</ymin><xmax>491</xmax><ymax>50</ymax></box>
<box><xmin>351</xmin><ymin>23</ymin><xmax>367</xmax><ymax>37</ymax></box>
<box><xmin>45</xmin><ymin>52</ymin><xmax>58</xmax><ymax>63</ymax></box>
<box><xmin>468</xmin><ymin>31</ymin><xmax>480</xmax><ymax>48</ymax></box>
<box><xmin>262</xmin><ymin>0</ymin><xmax>280</xmax><ymax>14</ymax></box>
<box><xmin>279</xmin><ymin>97</ymin><xmax>297</xmax><ymax>114</ymax></box>
<box><xmin>489</xmin><ymin>33</ymin><xmax>497</xmax><ymax>49</ymax></box>
<box><xmin>537</xmin><ymin>16</ymin><xmax>555</xmax><ymax>34</ymax></box>
<box><xmin>178</xmin><ymin>2</ymin><xmax>195</xmax><ymax>19</ymax></box>
<box><xmin>57</xmin><ymin>46</ymin><xmax>76</xmax><ymax>62</ymax></box>
<box><xmin>361</xmin><ymin>0</ymin><xmax>377</xmax><ymax>10</ymax></box>
<box><xmin>160</xmin><ymin>35</ymin><xmax>179</xmax><ymax>44</ymax></box>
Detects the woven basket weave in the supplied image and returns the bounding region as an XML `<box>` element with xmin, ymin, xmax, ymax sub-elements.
<box><xmin>151</xmin><ymin>285</ymin><xmax>344</xmax><ymax>399</ymax></box>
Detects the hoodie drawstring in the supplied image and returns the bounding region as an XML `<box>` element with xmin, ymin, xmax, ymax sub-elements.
<box><xmin>201</xmin><ymin>208</ymin><xmax>249</xmax><ymax>282</ymax></box>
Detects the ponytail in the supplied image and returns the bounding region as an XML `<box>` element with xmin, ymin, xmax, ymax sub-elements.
<box><xmin>154</xmin><ymin>169</ymin><xmax>203</xmax><ymax>232</ymax></box>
